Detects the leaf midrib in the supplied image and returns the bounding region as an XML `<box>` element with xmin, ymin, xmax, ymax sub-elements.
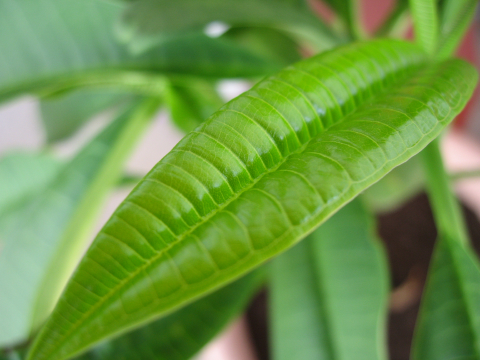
<box><xmin>42</xmin><ymin>60</ymin><xmax>427</xmax><ymax>359</ymax></box>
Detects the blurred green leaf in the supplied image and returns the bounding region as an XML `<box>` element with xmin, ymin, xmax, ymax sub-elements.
<box><xmin>26</xmin><ymin>40</ymin><xmax>478</xmax><ymax>360</ymax></box>
<box><xmin>119</xmin><ymin>0</ymin><xmax>339</xmax><ymax>52</ymax></box>
<box><xmin>322</xmin><ymin>0</ymin><xmax>364</xmax><ymax>39</ymax></box>
<box><xmin>0</xmin><ymin>98</ymin><xmax>160</xmax><ymax>347</ymax></box>
<box><xmin>412</xmin><ymin>236</ymin><xmax>480</xmax><ymax>359</ymax></box>
<box><xmin>165</xmin><ymin>79</ymin><xmax>224</xmax><ymax>133</ymax></box>
<box><xmin>76</xmin><ymin>269</ymin><xmax>264</xmax><ymax>360</ymax></box>
<box><xmin>40</xmin><ymin>91</ymin><xmax>132</xmax><ymax>143</ymax></box>
<box><xmin>436</xmin><ymin>0</ymin><xmax>477</xmax><ymax>59</ymax></box>
<box><xmin>270</xmin><ymin>199</ymin><xmax>389</xmax><ymax>360</ymax></box>
<box><xmin>409</xmin><ymin>0</ymin><xmax>439</xmax><ymax>54</ymax></box>
<box><xmin>362</xmin><ymin>156</ymin><xmax>424</xmax><ymax>213</ymax></box>
<box><xmin>222</xmin><ymin>27</ymin><xmax>303</xmax><ymax>66</ymax></box>
<box><xmin>0</xmin><ymin>153</ymin><xmax>61</xmax><ymax>216</ymax></box>
<box><xmin>0</xmin><ymin>0</ymin><xmax>279</xmax><ymax>103</ymax></box>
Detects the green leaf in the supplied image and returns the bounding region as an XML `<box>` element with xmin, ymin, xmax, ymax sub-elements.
<box><xmin>76</xmin><ymin>269</ymin><xmax>263</xmax><ymax>360</ymax></box>
<box><xmin>40</xmin><ymin>90</ymin><xmax>132</xmax><ymax>143</ymax></box>
<box><xmin>27</xmin><ymin>40</ymin><xmax>478</xmax><ymax>360</ymax></box>
<box><xmin>361</xmin><ymin>155</ymin><xmax>424</xmax><ymax>213</ymax></box>
<box><xmin>409</xmin><ymin>0</ymin><xmax>439</xmax><ymax>54</ymax></box>
<box><xmin>0</xmin><ymin>153</ymin><xmax>61</xmax><ymax>216</ymax></box>
<box><xmin>119</xmin><ymin>0</ymin><xmax>339</xmax><ymax>52</ymax></box>
<box><xmin>0</xmin><ymin>99</ymin><xmax>160</xmax><ymax>347</ymax></box>
<box><xmin>0</xmin><ymin>0</ymin><xmax>278</xmax><ymax>103</ymax></box>
<box><xmin>270</xmin><ymin>199</ymin><xmax>389</xmax><ymax>360</ymax></box>
<box><xmin>165</xmin><ymin>79</ymin><xmax>224</xmax><ymax>133</ymax></box>
<box><xmin>322</xmin><ymin>0</ymin><xmax>364</xmax><ymax>39</ymax></box>
<box><xmin>436</xmin><ymin>0</ymin><xmax>478</xmax><ymax>59</ymax></box>
<box><xmin>222</xmin><ymin>27</ymin><xmax>303</xmax><ymax>66</ymax></box>
<box><xmin>412</xmin><ymin>236</ymin><xmax>480</xmax><ymax>359</ymax></box>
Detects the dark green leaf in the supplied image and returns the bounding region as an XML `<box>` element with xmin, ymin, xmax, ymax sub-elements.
<box><xmin>322</xmin><ymin>0</ymin><xmax>364</xmax><ymax>39</ymax></box>
<box><xmin>222</xmin><ymin>27</ymin><xmax>303</xmax><ymax>66</ymax></box>
<box><xmin>27</xmin><ymin>40</ymin><xmax>478</xmax><ymax>360</ymax></box>
<box><xmin>165</xmin><ymin>79</ymin><xmax>224</xmax><ymax>133</ymax></box>
<box><xmin>0</xmin><ymin>0</ymin><xmax>278</xmax><ymax>103</ymax></box>
<box><xmin>76</xmin><ymin>269</ymin><xmax>263</xmax><ymax>360</ymax></box>
<box><xmin>119</xmin><ymin>0</ymin><xmax>339</xmax><ymax>52</ymax></box>
<box><xmin>412</xmin><ymin>236</ymin><xmax>480</xmax><ymax>359</ymax></box>
<box><xmin>270</xmin><ymin>199</ymin><xmax>388</xmax><ymax>360</ymax></box>
<box><xmin>0</xmin><ymin>99</ymin><xmax>160</xmax><ymax>347</ymax></box>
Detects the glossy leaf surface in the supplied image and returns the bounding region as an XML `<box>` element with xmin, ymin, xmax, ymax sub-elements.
<box><xmin>0</xmin><ymin>0</ymin><xmax>277</xmax><ymax>103</ymax></box>
<box><xmin>0</xmin><ymin>99</ymin><xmax>160</xmax><ymax>347</ymax></box>
<box><xmin>28</xmin><ymin>40</ymin><xmax>478</xmax><ymax>360</ymax></box>
<box><xmin>412</xmin><ymin>236</ymin><xmax>480</xmax><ymax>359</ymax></box>
<box><xmin>77</xmin><ymin>269</ymin><xmax>263</xmax><ymax>360</ymax></box>
<box><xmin>270</xmin><ymin>199</ymin><xmax>388</xmax><ymax>360</ymax></box>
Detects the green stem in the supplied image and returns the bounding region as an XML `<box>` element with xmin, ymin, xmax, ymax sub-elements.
<box><xmin>421</xmin><ymin>138</ymin><xmax>469</xmax><ymax>245</ymax></box>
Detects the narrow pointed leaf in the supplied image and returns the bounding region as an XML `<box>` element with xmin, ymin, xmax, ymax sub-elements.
<box><xmin>322</xmin><ymin>0</ymin><xmax>364</xmax><ymax>39</ymax></box>
<box><xmin>0</xmin><ymin>0</ymin><xmax>277</xmax><ymax>103</ymax></box>
<box><xmin>270</xmin><ymin>199</ymin><xmax>389</xmax><ymax>360</ymax></box>
<box><xmin>436</xmin><ymin>0</ymin><xmax>478</xmax><ymax>59</ymax></box>
<box><xmin>412</xmin><ymin>236</ymin><xmax>480</xmax><ymax>359</ymax></box>
<box><xmin>77</xmin><ymin>269</ymin><xmax>263</xmax><ymax>360</ymax></box>
<box><xmin>0</xmin><ymin>99</ymin><xmax>160</xmax><ymax>347</ymax></box>
<box><xmin>409</xmin><ymin>0</ymin><xmax>439</xmax><ymax>54</ymax></box>
<box><xmin>28</xmin><ymin>40</ymin><xmax>478</xmax><ymax>360</ymax></box>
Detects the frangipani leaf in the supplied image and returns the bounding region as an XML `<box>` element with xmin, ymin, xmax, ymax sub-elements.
<box><xmin>119</xmin><ymin>0</ymin><xmax>339</xmax><ymax>52</ymax></box>
<box><xmin>165</xmin><ymin>79</ymin><xmax>224</xmax><ymax>134</ymax></box>
<box><xmin>322</xmin><ymin>0</ymin><xmax>364</xmax><ymax>39</ymax></box>
<box><xmin>436</xmin><ymin>0</ymin><xmax>478</xmax><ymax>59</ymax></box>
<box><xmin>361</xmin><ymin>155</ymin><xmax>424</xmax><ymax>213</ymax></box>
<box><xmin>0</xmin><ymin>153</ymin><xmax>61</xmax><ymax>216</ymax></box>
<box><xmin>412</xmin><ymin>236</ymin><xmax>480</xmax><ymax>359</ymax></box>
<box><xmin>408</xmin><ymin>0</ymin><xmax>439</xmax><ymax>54</ymax></box>
<box><xmin>270</xmin><ymin>199</ymin><xmax>389</xmax><ymax>360</ymax></box>
<box><xmin>77</xmin><ymin>269</ymin><xmax>264</xmax><ymax>360</ymax></box>
<box><xmin>40</xmin><ymin>91</ymin><xmax>132</xmax><ymax>143</ymax></box>
<box><xmin>222</xmin><ymin>27</ymin><xmax>302</xmax><ymax>67</ymax></box>
<box><xmin>0</xmin><ymin>99</ymin><xmax>160</xmax><ymax>347</ymax></box>
<box><xmin>27</xmin><ymin>39</ymin><xmax>477</xmax><ymax>360</ymax></box>
<box><xmin>0</xmin><ymin>0</ymin><xmax>278</xmax><ymax>103</ymax></box>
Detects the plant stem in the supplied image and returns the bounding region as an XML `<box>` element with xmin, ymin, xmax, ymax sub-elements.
<box><xmin>421</xmin><ymin>138</ymin><xmax>469</xmax><ymax>245</ymax></box>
